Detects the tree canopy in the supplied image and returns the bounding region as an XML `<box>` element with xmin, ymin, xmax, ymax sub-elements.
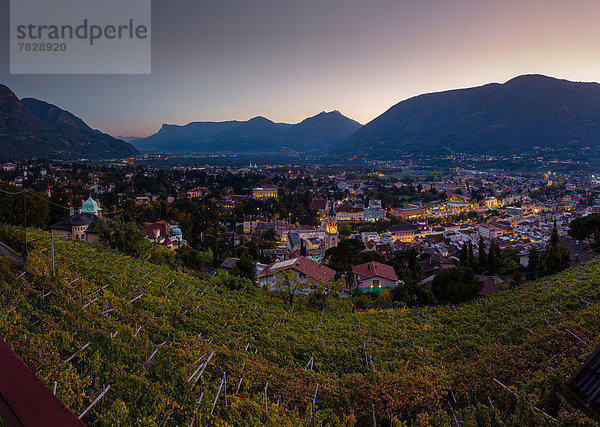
<box><xmin>431</xmin><ymin>266</ymin><xmax>482</xmax><ymax>304</ymax></box>
<box><xmin>569</xmin><ymin>214</ymin><xmax>600</xmax><ymax>247</ymax></box>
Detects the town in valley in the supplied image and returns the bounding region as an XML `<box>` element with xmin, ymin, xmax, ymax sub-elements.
<box><xmin>2</xmin><ymin>156</ymin><xmax>596</xmax><ymax>307</ymax></box>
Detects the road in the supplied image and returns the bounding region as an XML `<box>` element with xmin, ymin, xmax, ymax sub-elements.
<box><xmin>0</xmin><ymin>242</ymin><xmax>23</xmax><ymax>264</ymax></box>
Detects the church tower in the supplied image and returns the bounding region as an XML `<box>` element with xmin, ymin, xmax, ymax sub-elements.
<box><xmin>324</xmin><ymin>206</ymin><xmax>339</xmax><ymax>250</ymax></box>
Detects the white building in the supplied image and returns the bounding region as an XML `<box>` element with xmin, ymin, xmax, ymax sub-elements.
<box><xmin>352</xmin><ymin>262</ymin><xmax>401</xmax><ymax>292</ymax></box>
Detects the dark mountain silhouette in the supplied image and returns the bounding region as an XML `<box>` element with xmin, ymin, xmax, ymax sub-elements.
<box><xmin>0</xmin><ymin>85</ymin><xmax>138</xmax><ymax>159</ymax></box>
<box><xmin>133</xmin><ymin>111</ymin><xmax>361</xmax><ymax>153</ymax></box>
<box><xmin>115</xmin><ymin>136</ymin><xmax>143</xmax><ymax>143</ymax></box>
<box><xmin>281</xmin><ymin>110</ymin><xmax>362</xmax><ymax>147</ymax></box>
<box><xmin>345</xmin><ymin>75</ymin><xmax>600</xmax><ymax>156</ymax></box>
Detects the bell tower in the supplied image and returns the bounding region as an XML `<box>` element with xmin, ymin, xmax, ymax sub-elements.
<box><xmin>324</xmin><ymin>206</ymin><xmax>338</xmax><ymax>250</ymax></box>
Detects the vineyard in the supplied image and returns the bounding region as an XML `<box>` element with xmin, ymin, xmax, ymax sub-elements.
<box><xmin>0</xmin><ymin>226</ymin><xmax>599</xmax><ymax>425</ymax></box>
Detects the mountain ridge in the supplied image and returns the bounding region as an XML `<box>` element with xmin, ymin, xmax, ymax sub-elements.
<box><xmin>0</xmin><ymin>84</ymin><xmax>139</xmax><ymax>160</ymax></box>
<box><xmin>344</xmin><ymin>74</ymin><xmax>600</xmax><ymax>156</ymax></box>
<box><xmin>133</xmin><ymin>110</ymin><xmax>362</xmax><ymax>153</ymax></box>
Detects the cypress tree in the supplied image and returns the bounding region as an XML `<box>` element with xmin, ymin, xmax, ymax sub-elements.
<box><xmin>478</xmin><ymin>237</ymin><xmax>487</xmax><ymax>272</ymax></box>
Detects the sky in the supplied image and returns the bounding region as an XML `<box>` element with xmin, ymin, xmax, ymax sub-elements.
<box><xmin>2</xmin><ymin>0</ymin><xmax>600</xmax><ymax>137</ymax></box>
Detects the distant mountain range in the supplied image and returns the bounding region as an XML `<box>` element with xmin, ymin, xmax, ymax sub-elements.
<box><xmin>4</xmin><ymin>74</ymin><xmax>600</xmax><ymax>160</ymax></box>
<box><xmin>132</xmin><ymin>111</ymin><xmax>363</xmax><ymax>153</ymax></box>
<box><xmin>346</xmin><ymin>74</ymin><xmax>600</xmax><ymax>157</ymax></box>
<box><xmin>0</xmin><ymin>84</ymin><xmax>138</xmax><ymax>160</ymax></box>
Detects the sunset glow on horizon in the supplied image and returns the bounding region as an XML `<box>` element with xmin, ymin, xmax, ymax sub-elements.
<box><xmin>2</xmin><ymin>0</ymin><xmax>600</xmax><ymax>136</ymax></box>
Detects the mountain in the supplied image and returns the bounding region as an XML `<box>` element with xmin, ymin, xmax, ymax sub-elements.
<box><xmin>345</xmin><ymin>74</ymin><xmax>600</xmax><ymax>156</ymax></box>
<box><xmin>115</xmin><ymin>136</ymin><xmax>143</xmax><ymax>143</ymax></box>
<box><xmin>0</xmin><ymin>84</ymin><xmax>139</xmax><ymax>159</ymax></box>
<box><xmin>281</xmin><ymin>110</ymin><xmax>362</xmax><ymax>146</ymax></box>
<box><xmin>133</xmin><ymin>111</ymin><xmax>361</xmax><ymax>153</ymax></box>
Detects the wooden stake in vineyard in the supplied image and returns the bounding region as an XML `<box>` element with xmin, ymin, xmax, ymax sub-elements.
<box><xmin>310</xmin><ymin>383</ymin><xmax>319</xmax><ymax>421</ymax></box>
<box><xmin>262</xmin><ymin>382</ymin><xmax>269</xmax><ymax>413</ymax></box>
<box><xmin>189</xmin><ymin>391</ymin><xmax>204</xmax><ymax>427</ymax></box>
<box><xmin>210</xmin><ymin>374</ymin><xmax>225</xmax><ymax>415</ymax></box>
<box><xmin>78</xmin><ymin>385</ymin><xmax>111</xmax><ymax>420</ymax></box>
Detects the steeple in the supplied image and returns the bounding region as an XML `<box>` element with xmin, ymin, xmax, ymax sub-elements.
<box><xmin>324</xmin><ymin>203</ymin><xmax>338</xmax><ymax>250</ymax></box>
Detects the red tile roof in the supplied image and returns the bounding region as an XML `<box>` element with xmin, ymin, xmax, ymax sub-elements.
<box><xmin>258</xmin><ymin>256</ymin><xmax>336</xmax><ymax>284</ymax></box>
<box><xmin>310</xmin><ymin>198</ymin><xmax>328</xmax><ymax>210</ymax></box>
<box><xmin>352</xmin><ymin>262</ymin><xmax>398</xmax><ymax>281</ymax></box>
<box><xmin>140</xmin><ymin>220</ymin><xmax>170</xmax><ymax>239</ymax></box>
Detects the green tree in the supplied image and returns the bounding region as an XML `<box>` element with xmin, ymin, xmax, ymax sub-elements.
<box><xmin>478</xmin><ymin>237</ymin><xmax>487</xmax><ymax>272</ymax></box>
<box><xmin>177</xmin><ymin>247</ymin><xmax>213</xmax><ymax>270</ymax></box>
<box><xmin>568</xmin><ymin>214</ymin><xmax>600</xmax><ymax>247</ymax></box>
<box><xmin>276</xmin><ymin>269</ymin><xmax>313</xmax><ymax>306</ymax></box>
<box><xmin>537</xmin><ymin>223</ymin><xmax>571</xmax><ymax>278</ymax></box>
<box><xmin>149</xmin><ymin>245</ymin><xmax>178</xmax><ymax>268</ymax></box>
<box><xmin>487</xmin><ymin>242</ymin><xmax>501</xmax><ymax>274</ymax></box>
<box><xmin>232</xmin><ymin>253</ymin><xmax>257</xmax><ymax>283</ymax></box>
<box><xmin>526</xmin><ymin>248</ymin><xmax>539</xmax><ymax>281</ymax></box>
<box><xmin>0</xmin><ymin>183</ymin><xmax>50</xmax><ymax>229</ymax></box>
<box><xmin>458</xmin><ymin>244</ymin><xmax>468</xmax><ymax>265</ymax></box>
<box><xmin>389</xmin><ymin>249</ymin><xmax>422</xmax><ymax>285</ymax></box>
<box><xmin>377</xmin><ymin>288</ymin><xmax>393</xmax><ymax>308</ymax></box>
<box><xmin>96</xmin><ymin>219</ymin><xmax>151</xmax><ymax>258</ymax></box>
<box><xmin>300</xmin><ymin>239</ymin><xmax>307</xmax><ymax>257</ymax></box>
<box><xmin>325</xmin><ymin>238</ymin><xmax>366</xmax><ymax>272</ymax></box>
<box><xmin>339</xmin><ymin>222</ymin><xmax>352</xmax><ymax>237</ymax></box>
<box><xmin>260</xmin><ymin>229</ymin><xmax>278</xmax><ymax>242</ymax></box>
<box><xmin>467</xmin><ymin>241</ymin><xmax>475</xmax><ymax>267</ymax></box>
<box><xmin>431</xmin><ymin>266</ymin><xmax>482</xmax><ymax>304</ymax></box>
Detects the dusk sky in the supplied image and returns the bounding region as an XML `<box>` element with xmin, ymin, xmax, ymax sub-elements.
<box><xmin>2</xmin><ymin>0</ymin><xmax>600</xmax><ymax>137</ymax></box>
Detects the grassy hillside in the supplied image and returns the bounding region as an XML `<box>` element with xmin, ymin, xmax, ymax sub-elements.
<box><xmin>0</xmin><ymin>227</ymin><xmax>599</xmax><ymax>425</ymax></box>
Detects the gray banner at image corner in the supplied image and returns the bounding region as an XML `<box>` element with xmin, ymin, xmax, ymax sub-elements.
<box><xmin>10</xmin><ymin>0</ymin><xmax>151</xmax><ymax>74</ymax></box>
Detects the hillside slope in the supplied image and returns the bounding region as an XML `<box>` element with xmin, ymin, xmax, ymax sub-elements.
<box><xmin>0</xmin><ymin>84</ymin><xmax>138</xmax><ymax>160</ymax></box>
<box><xmin>346</xmin><ymin>74</ymin><xmax>600</xmax><ymax>157</ymax></box>
<box><xmin>0</xmin><ymin>226</ymin><xmax>598</xmax><ymax>425</ymax></box>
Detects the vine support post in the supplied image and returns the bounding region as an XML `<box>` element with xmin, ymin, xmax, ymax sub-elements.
<box><xmin>23</xmin><ymin>190</ymin><xmax>27</xmax><ymax>258</ymax></box>
<box><xmin>51</xmin><ymin>230</ymin><xmax>55</xmax><ymax>278</ymax></box>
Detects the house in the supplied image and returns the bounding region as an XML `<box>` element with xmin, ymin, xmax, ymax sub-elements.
<box><xmin>140</xmin><ymin>220</ymin><xmax>184</xmax><ymax>250</ymax></box>
<box><xmin>252</xmin><ymin>187</ymin><xmax>278</xmax><ymax>200</ymax></box>
<box><xmin>243</xmin><ymin>215</ymin><xmax>269</xmax><ymax>234</ymax></box>
<box><xmin>478</xmin><ymin>224</ymin><xmax>501</xmax><ymax>240</ymax></box>
<box><xmin>135</xmin><ymin>196</ymin><xmax>151</xmax><ymax>205</ymax></box>
<box><xmin>220</xmin><ymin>257</ymin><xmax>268</xmax><ymax>277</ymax></box>
<box><xmin>310</xmin><ymin>198</ymin><xmax>330</xmax><ymax>217</ymax></box>
<box><xmin>219</xmin><ymin>257</ymin><xmax>240</xmax><ymax>272</ymax></box>
<box><xmin>388</xmin><ymin>224</ymin><xmax>418</xmax><ymax>242</ymax></box>
<box><xmin>0</xmin><ymin>339</ymin><xmax>82</xmax><ymax>426</ymax></box>
<box><xmin>391</xmin><ymin>204</ymin><xmax>428</xmax><ymax>219</ymax></box>
<box><xmin>257</xmin><ymin>256</ymin><xmax>336</xmax><ymax>290</ymax></box>
<box><xmin>484</xmin><ymin>197</ymin><xmax>500</xmax><ymax>209</ymax></box>
<box><xmin>352</xmin><ymin>261</ymin><xmax>400</xmax><ymax>292</ymax></box>
<box><xmin>477</xmin><ymin>275</ymin><xmax>500</xmax><ymax>296</ymax></box>
<box><xmin>364</xmin><ymin>199</ymin><xmax>386</xmax><ymax>221</ymax></box>
<box><xmin>506</xmin><ymin>206</ymin><xmax>523</xmax><ymax>217</ymax></box>
<box><xmin>360</xmin><ymin>232</ymin><xmax>380</xmax><ymax>245</ymax></box>
<box><xmin>50</xmin><ymin>197</ymin><xmax>103</xmax><ymax>244</ymax></box>
<box><xmin>51</xmin><ymin>214</ymin><xmax>101</xmax><ymax>243</ymax></box>
<box><xmin>336</xmin><ymin>204</ymin><xmax>364</xmax><ymax>222</ymax></box>
<box><xmin>567</xmin><ymin>346</ymin><xmax>600</xmax><ymax>418</ymax></box>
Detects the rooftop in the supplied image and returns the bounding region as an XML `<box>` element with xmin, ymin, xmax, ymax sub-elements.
<box><xmin>352</xmin><ymin>261</ymin><xmax>398</xmax><ymax>282</ymax></box>
<box><xmin>258</xmin><ymin>256</ymin><xmax>336</xmax><ymax>284</ymax></box>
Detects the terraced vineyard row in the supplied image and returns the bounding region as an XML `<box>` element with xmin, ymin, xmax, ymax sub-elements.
<box><xmin>0</xmin><ymin>227</ymin><xmax>599</xmax><ymax>425</ymax></box>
